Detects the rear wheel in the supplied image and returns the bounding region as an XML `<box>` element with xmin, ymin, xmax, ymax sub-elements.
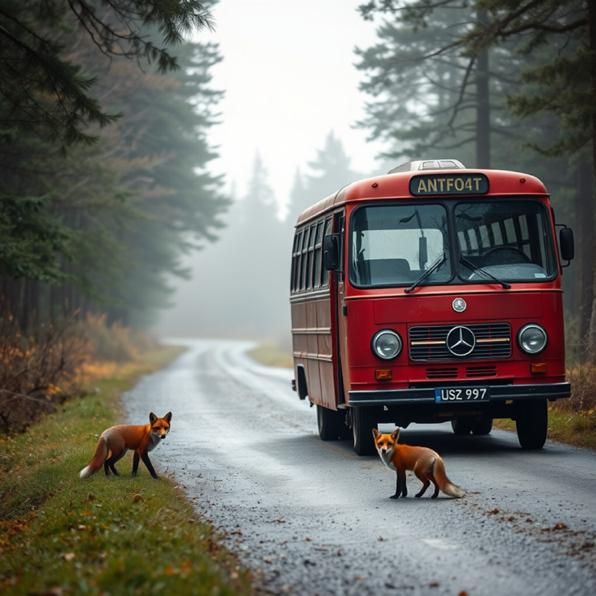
<box><xmin>472</xmin><ymin>416</ymin><xmax>493</xmax><ymax>436</ymax></box>
<box><xmin>351</xmin><ymin>407</ymin><xmax>377</xmax><ymax>455</ymax></box>
<box><xmin>451</xmin><ymin>418</ymin><xmax>473</xmax><ymax>435</ymax></box>
<box><xmin>317</xmin><ymin>405</ymin><xmax>348</xmax><ymax>441</ymax></box>
<box><xmin>516</xmin><ymin>399</ymin><xmax>547</xmax><ymax>450</ymax></box>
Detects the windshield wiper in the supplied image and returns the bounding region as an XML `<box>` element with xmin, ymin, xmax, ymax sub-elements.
<box><xmin>404</xmin><ymin>253</ymin><xmax>446</xmax><ymax>294</ymax></box>
<box><xmin>459</xmin><ymin>256</ymin><xmax>511</xmax><ymax>289</ymax></box>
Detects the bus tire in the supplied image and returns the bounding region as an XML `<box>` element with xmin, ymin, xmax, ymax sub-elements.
<box><xmin>451</xmin><ymin>418</ymin><xmax>473</xmax><ymax>435</ymax></box>
<box><xmin>516</xmin><ymin>399</ymin><xmax>547</xmax><ymax>450</ymax></box>
<box><xmin>472</xmin><ymin>416</ymin><xmax>493</xmax><ymax>436</ymax></box>
<box><xmin>351</xmin><ymin>407</ymin><xmax>377</xmax><ymax>456</ymax></box>
<box><xmin>296</xmin><ymin>366</ymin><xmax>308</xmax><ymax>400</ymax></box>
<box><xmin>317</xmin><ymin>405</ymin><xmax>347</xmax><ymax>441</ymax></box>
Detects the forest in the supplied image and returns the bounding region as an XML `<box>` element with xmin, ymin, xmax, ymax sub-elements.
<box><xmin>1</xmin><ymin>0</ymin><xmax>595</xmax><ymax>428</ymax></box>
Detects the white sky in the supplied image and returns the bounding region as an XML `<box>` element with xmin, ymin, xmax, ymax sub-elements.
<box><xmin>201</xmin><ymin>0</ymin><xmax>385</xmax><ymax>213</ymax></box>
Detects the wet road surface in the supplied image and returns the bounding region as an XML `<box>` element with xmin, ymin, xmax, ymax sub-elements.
<box><xmin>124</xmin><ymin>340</ymin><xmax>596</xmax><ymax>595</ymax></box>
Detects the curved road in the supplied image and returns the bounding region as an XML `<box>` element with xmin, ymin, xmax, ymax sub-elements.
<box><xmin>124</xmin><ymin>340</ymin><xmax>596</xmax><ymax>595</ymax></box>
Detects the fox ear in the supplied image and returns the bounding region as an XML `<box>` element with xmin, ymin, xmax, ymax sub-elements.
<box><xmin>372</xmin><ymin>428</ymin><xmax>379</xmax><ymax>439</ymax></box>
<box><xmin>391</xmin><ymin>428</ymin><xmax>401</xmax><ymax>442</ymax></box>
<box><xmin>164</xmin><ymin>412</ymin><xmax>172</xmax><ymax>422</ymax></box>
<box><xmin>149</xmin><ymin>412</ymin><xmax>157</xmax><ymax>424</ymax></box>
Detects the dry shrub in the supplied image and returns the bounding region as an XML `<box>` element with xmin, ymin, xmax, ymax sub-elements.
<box><xmin>79</xmin><ymin>314</ymin><xmax>157</xmax><ymax>362</ymax></box>
<box><xmin>0</xmin><ymin>312</ymin><xmax>158</xmax><ymax>432</ymax></box>
<box><xmin>553</xmin><ymin>364</ymin><xmax>596</xmax><ymax>413</ymax></box>
<box><xmin>0</xmin><ymin>315</ymin><xmax>92</xmax><ymax>432</ymax></box>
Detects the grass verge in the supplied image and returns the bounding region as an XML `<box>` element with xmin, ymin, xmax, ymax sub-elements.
<box><xmin>0</xmin><ymin>346</ymin><xmax>252</xmax><ymax>595</ymax></box>
<box><xmin>494</xmin><ymin>405</ymin><xmax>596</xmax><ymax>450</ymax></box>
<box><xmin>246</xmin><ymin>343</ymin><xmax>293</xmax><ymax>369</ymax></box>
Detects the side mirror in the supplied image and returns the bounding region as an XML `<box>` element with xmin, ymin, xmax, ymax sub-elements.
<box><xmin>323</xmin><ymin>234</ymin><xmax>340</xmax><ymax>271</ymax></box>
<box><xmin>559</xmin><ymin>227</ymin><xmax>574</xmax><ymax>265</ymax></box>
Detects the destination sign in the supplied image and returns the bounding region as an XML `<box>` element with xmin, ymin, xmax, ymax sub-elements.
<box><xmin>410</xmin><ymin>173</ymin><xmax>489</xmax><ymax>196</ymax></box>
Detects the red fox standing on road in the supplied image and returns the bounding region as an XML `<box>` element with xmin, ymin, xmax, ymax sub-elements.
<box><xmin>372</xmin><ymin>428</ymin><xmax>465</xmax><ymax>499</ymax></box>
<box><xmin>79</xmin><ymin>412</ymin><xmax>172</xmax><ymax>479</ymax></box>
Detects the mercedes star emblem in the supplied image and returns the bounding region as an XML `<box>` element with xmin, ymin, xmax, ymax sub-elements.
<box><xmin>446</xmin><ymin>326</ymin><xmax>476</xmax><ymax>357</ymax></box>
<box><xmin>452</xmin><ymin>297</ymin><xmax>467</xmax><ymax>313</ymax></box>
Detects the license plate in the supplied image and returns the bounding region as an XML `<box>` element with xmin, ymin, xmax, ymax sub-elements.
<box><xmin>435</xmin><ymin>387</ymin><xmax>489</xmax><ymax>402</ymax></box>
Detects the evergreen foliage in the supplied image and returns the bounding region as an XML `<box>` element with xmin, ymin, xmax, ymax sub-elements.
<box><xmin>288</xmin><ymin>131</ymin><xmax>361</xmax><ymax>223</ymax></box>
<box><xmin>0</xmin><ymin>1</ymin><xmax>226</xmax><ymax>330</ymax></box>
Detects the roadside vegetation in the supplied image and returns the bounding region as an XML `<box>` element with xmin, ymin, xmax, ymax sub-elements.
<box><xmin>0</xmin><ymin>341</ymin><xmax>252</xmax><ymax>595</ymax></box>
<box><xmin>247</xmin><ymin>342</ymin><xmax>293</xmax><ymax>369</ymax></box>
<box><xmin>495</xmin><ymin>364</ymin><xmax>596</xmax><ymax>450</ymax></box>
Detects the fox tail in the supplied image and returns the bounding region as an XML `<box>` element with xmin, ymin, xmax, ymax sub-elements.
<box><xmin>432</xmin><ymin>458</ymin><xmax>465</xmax><ymax>498</ymax></box>
<box><xmin>79</xmin><ymin>436</ymin><xmax>108</xmax><ymax>479</ymax></box>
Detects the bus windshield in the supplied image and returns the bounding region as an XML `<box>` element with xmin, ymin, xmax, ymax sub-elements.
<box><xmin>350</xmin><ymin>204</ymin><xmax>451</xmax><ymax>287</ymax></box>
<box><xmin>455</xmin><ymin>200</ymin><xmax>556</xmax><ymax>282</ymax></box>
<box><xmin>349</xmin><ymin>199</ymin><xmax>556</xmax><ymax>288</ymax></box>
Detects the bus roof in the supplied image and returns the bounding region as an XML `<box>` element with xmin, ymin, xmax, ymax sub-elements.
<box><xmin>295</xmin><ymin>168</ymin><xmax>549</xmax><ymax>226</ymax></box>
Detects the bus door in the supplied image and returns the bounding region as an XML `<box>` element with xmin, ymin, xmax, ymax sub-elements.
<box><xmin>333</xmin><ymin>212</ymin><xmax>349</xmax><ymax>407</ymax></box>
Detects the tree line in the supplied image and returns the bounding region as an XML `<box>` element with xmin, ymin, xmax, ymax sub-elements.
<box><xmin>355</xmin><ymin>0</ymin><xmax>596</xmax><ymax>359</ymax></box>
<box><xmin>0</xmin><ymin>0</ymin><xmax>226</xmax><ymax>330</ymax></box>
<box><xmin>163</xmin><ymin>131</ymin><xmax>363</xmax><ymax>340</ymax></box>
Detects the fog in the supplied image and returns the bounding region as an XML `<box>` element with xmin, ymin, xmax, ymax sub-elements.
<box><xmin>157</xmin><ymin>1</ymin><xmax>383</xmax><ymax>342</ymax></box>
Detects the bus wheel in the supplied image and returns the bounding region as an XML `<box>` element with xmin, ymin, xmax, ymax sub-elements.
<box><xmin>472</xmin><ymin>416</ymin><xmax>493</xmax><ymax>436</ymax></box>
<box><xmin>317</xmin><ymin>405</ymin><xmax>347</xmax><ymax>441</ymax></box>
<box><xmin>451</xmin><ymin>418</ymin><xmax>473</xmax><ymax>435</ymax></box>
<box><xmin>516</xmin><ymin>399</ymin><xmax>547</xmax><ymax>450</ymax></box>
<box><xmin>351</xmin><ymin>408</ymin><xmax>377</xmax><ymax>456</ymax></box>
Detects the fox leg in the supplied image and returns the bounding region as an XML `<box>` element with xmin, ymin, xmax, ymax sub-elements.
<box><xmin>430</xmin><ymin>481</ymin><xmax>440</xmax><ymax>499</ymax></box>
<box><xmin>428</xmin><ymin>460</ymin><xmax>440</xmax><ymax>498</ymax></box>
<box><xmin>391</xmin><ymin>471</ymin><xmax>401</xmax><ymax>499</ymax></box>
<box><xmin>415</xmin><ymin>479</ymin><xmax>430</xmax><ymax>498</ymax></box>
<box><xmin>140</xmin><ymin>451</ymin><xmax>158</xmax><ymax>479</ymax></box>
<box><xmin>132</xmin><ymin>453</ymin><xmax>140</xmax><ymax>476</ymax></box>
<box><xmin>104</xmin><ymin>450</ymin><xmax>113</xmax><ymax>476</ymax></box>
<box><xmin>105</xmin><ymin>450</ymin><xmax>126</xmax><ymax>476</ymax></box>
<box><xmin>397</xmin><ymin>469</ymin><xmax>407</xmax><ymax>498</ymax></box>
<box><xmin>413</xmin><ymin>462</ymin><xmax>431</xmax><ymax>497</ymax></box>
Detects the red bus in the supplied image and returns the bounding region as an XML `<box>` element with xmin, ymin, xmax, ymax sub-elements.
<box><xmin>289</xmin><ymin>160</ymin><xmax>574</xmax><ymax>455</ymax></box>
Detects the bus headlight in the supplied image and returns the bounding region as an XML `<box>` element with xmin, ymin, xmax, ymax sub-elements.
<box><xmin>372</xmin><ymin>330</ymin><xmax>402</xmax><ymax>360</ymax></box>
<box><xmin>518</xmin><ymin>324</ymin><xmax>547</xmax><ymax>354</ymax></box>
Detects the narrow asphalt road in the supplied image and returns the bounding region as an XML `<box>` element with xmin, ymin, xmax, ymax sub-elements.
<box><xmin>124</xmin><ymin>340</ymin><xmax>596</xmax><ymax>595</ymax></box>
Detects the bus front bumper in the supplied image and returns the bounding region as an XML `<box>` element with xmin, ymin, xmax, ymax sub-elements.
<box><xmin>348</xmin><ymin>382</ymin><xmax>571</xmax><ymax>407</ymax></box>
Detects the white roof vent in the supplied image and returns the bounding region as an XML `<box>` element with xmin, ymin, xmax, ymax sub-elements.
<box><xmin>388</xmin><ymin>159</ymin><xmax>466</xmax><ymax>174</ymax></box>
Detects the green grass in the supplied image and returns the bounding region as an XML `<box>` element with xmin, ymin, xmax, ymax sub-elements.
<box><xmin>0</xmin><ymin>346</ymin><xmax>252</xmax><ymax>595</ymax></box>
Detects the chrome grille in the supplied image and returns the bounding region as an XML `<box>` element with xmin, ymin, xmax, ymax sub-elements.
<box><xmin>410</xmin><ymin>323</ymin><xmax>511</xmax><ymax>361</ymax></box>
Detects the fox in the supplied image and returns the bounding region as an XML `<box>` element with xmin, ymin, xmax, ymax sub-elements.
<box><xmin>372</xmin><ymin>427</ymin><xmax>465</xmax><ymax>499</ymax></box>
<box><xmin>79</xmin><ymin>412</ymin><xmax>172</xmax><ymax>480</ymax></box>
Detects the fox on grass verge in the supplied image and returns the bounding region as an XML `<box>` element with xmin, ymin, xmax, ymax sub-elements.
<box><xmin>372</xmin><ymin>428</ymin><xmax>465</xmax><ymax>499</ymax></box>
<box><xmin>79</xmin><ymin>412</ymin><xmax>172</xmax><ymax>480</ymax></box>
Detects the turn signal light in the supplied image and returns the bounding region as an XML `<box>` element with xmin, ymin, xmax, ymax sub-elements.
<box><xmin>375</xmin><ymin>368</ymin><xmax>393</xmax><ymax>382</ymax></box>
<box><xmin>530</xmin><ymin>362</ymin><xmax>547</xmax><ymax>375</ymax></box>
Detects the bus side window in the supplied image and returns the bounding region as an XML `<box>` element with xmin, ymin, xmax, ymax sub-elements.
<box><xmin>300</xmin><ymin>226</ymin><xmax>310</xmax><ymax>290</ymax></box>
<box><xmin>321</xmin><ymin>218</ymin><xmax>333</xmax><ymax>288</ymax></box>
<box><xmin>313</xmin><ymin>220</ymin><xmax>324</xmax><ymax>289</ymax></box>
<box><xmin>290</xmin><ymin>231</ymin><xmax>300</xmax><ymax>292</ymax></box>
<box><xmin>306</xmin><ymin>223</ymin><xmax>316</xmax><ymax>290</ymax></box>
<box><xmin>292</xmin><ymin>230</ymin><xmax>302</xmax><ymax>292</ymax></box>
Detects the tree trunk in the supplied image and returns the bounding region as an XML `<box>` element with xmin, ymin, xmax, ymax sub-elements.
<box><xmin>586</xmin><ymin>0</ymin><xmax>596</xmax><ymax>358</ymax></box>
<box><xmin>576</xmin><ymin>158</ymin><xmax>593</xmax><ymax>359</ymax></box>
<box><xmin>475</xmin><ymin>9</ymin><xmax>491</xmax><ymax>168</ymax></box>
